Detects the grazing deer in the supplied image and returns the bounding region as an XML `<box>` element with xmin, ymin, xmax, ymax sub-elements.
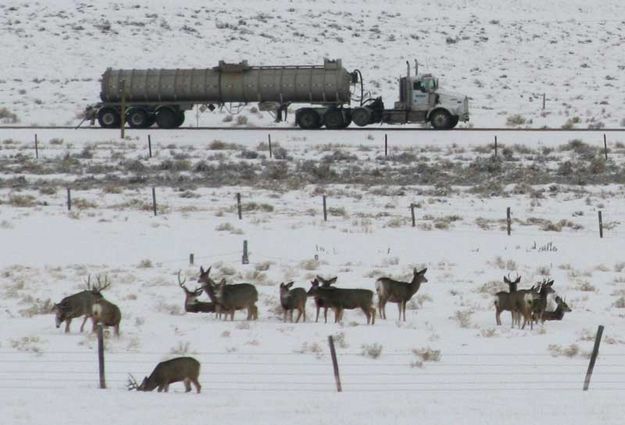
<box><xmin>279</xmin><ymin>282</ymin><xmax>307</xmax><ymax>323</ymax></box>
<box><xmin>494</xmin><ymin>273</ymin><xmax>521</xmax><ymax>326</ymax></box>
<box><xmin>375</xmin><ymin>268</ymin><xmax>428</xmax><ymax>321</ymax></box>
<box><xmin>307</xmin><ymin>279</ymin><xmax>376</xmax><ymax>325</ymax></box>
<box><xmin>53</xmin><ymin>275</ymin><xmax>106</xmax><ymax>333</ymax></box>
<box><xmin>541</xmin><ymin>296</ymin><xmax>572</xmax><ymax>322</ymax></box>
<box><xmin>197</xmin><ymin>266</ymin><xmax>258</xmax><ymax>321</ymax></box>
<box><xmin>178</xmin><ymin>271</ymin><xmax>216</xmax><ymax>313</ymax></box>
<box><xmin>312</xmin><ymin>275</ymin><xmax>337</xmax><ymax>323</ymax></box>
<box><xmin>90</xmin><ymin>275</ymin><xmax>122</xmax><ymax>336</ymax></box>
<box><xmin>128</xmin><ymin>357</ymin><xmax>201</xmax><ymax>393</ymax></box>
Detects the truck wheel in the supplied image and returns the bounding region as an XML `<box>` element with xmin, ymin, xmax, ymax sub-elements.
<box><xmin>297</xmin><ymin>109</ymin><xmax>321</xmax><ymax>129</ymax></box>
<box><xmin>351</xmin><ymin>107</ymin><xmax>371</xmax><ymax>127</ymax></box>
<box><xmin>176</xmin><ymin>111</ymin><xmax>185</xmax><ymax>127</ymax></box>
<box><xmin>430</xmin><ymin>109</ymin><xmax>452</xmax><ymax>130</ymax></box>
<box><xmin>127</xmin><ymin>108</ymin><xmax>150</xmax><ymax>128</ymax></box>
<box><xmin>449</xmin><ymin>116</ymin><xmax>459</xmax><ymax>129</ymax></box>
<box><xmin>156</xmin><ymin>107</ymin><xmax>178</xmax><ymax>129</ymax></box>
<box><xmin>324</xmin><ymin>109</ymin><xmax>345</xmax><ymax>129</ymax></box>
<box><xmin>97</xmin><ymin>107</ymin><xmax>120</xmax><ymax>128</ymax></box>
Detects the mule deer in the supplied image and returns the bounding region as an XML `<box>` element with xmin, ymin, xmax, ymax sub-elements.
<box><xmin>530</xmin><ymin>279</ymin><xmax>556</xmax><ymax>324</ymax></box>
<box><xmin>279</xmin><ymin>282</ymin><xmax>306</xmax><ymax>323</ymax></box>
<box><xmin>53</xmin><ymin>275</ymin><xmax>106</xmax><ymax>333</ymax></box>
<box><xmin>509</xmin><ymin>284</ymin><xmax>542</xmax><ymax>330</ymax></box>
<box><xmin>178</xmin><ymin>271</ymin><xmax>216</xmax><ymax>313</ymax></box>
<box><xmin>128</xmin><ymin>357</ymin><xmax>201</xmax><ymax>393</ymax></box>
<box><xmin>197</xmin><ymin>266</ymin><xmax>258</xmax><ymax>321</ymax></box>
<box><xmin>494</xmin><ymin>273</ymin><xmax>521</xmax><ymax>326</ymax></box>
<box><xmin>541</xmin><ymin>296</ymin><xmax>571</xmax><ymax>322</ymax></box>
<box><xmin>307</xmin><ymin>279</ymin><xmax>376</xmax><ymax>325</ymax></box>
<box><xmin>312</xmin><ymin>275</ymin><xmax>337</xmax><ymax>323</ymax></box>
<box><xmin>376</xmin><ymin>268</ymin><xmax>428</xmax><ymax>321</ymax></box>
<box><xmin>90</xmin><ymin>276</ymin><xmax>122</xmax><ymax>336</ymax></box>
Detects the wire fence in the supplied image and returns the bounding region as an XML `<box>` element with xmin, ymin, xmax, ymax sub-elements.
<box><xmin>0</xmin><ymin>346</ymin><xmax>623</xmax><ymax>393</ymax></box>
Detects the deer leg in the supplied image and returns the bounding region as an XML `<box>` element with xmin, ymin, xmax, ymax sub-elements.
<box><xmin>495</xmin><ymin>308</ymin><xmax>501</xmax><ymax>326</ymax></box>
<box><xmin>324</xmin><ymin>307</ymin><xmax>329</xmax><ymax>324</ymax></box>
<box><xmin>379</xmin><ymin>300</ymin><xmax>386</xmax><ymax>320</ymax></box>
<box><xmin>315</xmin><ymin>306</ymin><xmax>320</xmax><ymax>323</ymax></box>
<box><xmin>79</xmin><ymin>315</ymin><xmax>89</xmax><ymax>332</ymax></box>
<box><xmin>283</xmin><ymin>309</ymin><xmax>287</xmax><ymax>322</ymax></box>
<box><xmin>184</xmin><ymin>378</ymin><xmax>191</xmax><ymax>392</ymax></box>
<box><xmin>295</xmin><ymin>308</ymin><xmax>302</xmax><ymax>323</ymax></box>
<box><xmin>65</xmin><ymin>319</ymin><xmax>71</xmax><ymax>333</ymax></box>
<box><xmin>402</xmin><ymin>302</ymin><xmax>407</xmax><ymax>322</ymax></box>
<box><xmin>192</xmin><ymin>378</ymin><xmax>201</xmax><ymax>393</ymax></box>
<box><xmin>114</xmin><ymin>324</ymin><xmax>119</xmax><ymax>337</ymax></box>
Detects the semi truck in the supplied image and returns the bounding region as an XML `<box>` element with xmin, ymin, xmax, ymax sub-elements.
<box><xmin>85</xmin><ymin>59</ymin><xmax>469</xmax><ymax>130</ymax></box>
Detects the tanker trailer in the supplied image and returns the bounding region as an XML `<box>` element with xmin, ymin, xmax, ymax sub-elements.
<box><xmin>84</xmin><ymin>59</ymin><xmax>469</xmax><ymax>129</ymax></box>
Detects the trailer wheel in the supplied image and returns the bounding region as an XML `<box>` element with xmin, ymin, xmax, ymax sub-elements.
<box><xmin>297</xmin><ymin>109</ymin><xmax>321</xmax><ymax>129</ymax></box>
<box><xmin>351</xmin><ymin>107</ymin><xmax>371</xmax><ymax>127</ymax></box>
<box><xmin>429</xmin><ymin>109</ymin><xmax>452</xmax><ymax>130</ymax></box>
<box><xmin>97</xmin><ymin>107</ymin><xmax>120</xmax><ymax>128</ymax></box>
<box><xmin>156</xmin><ymin>107</ymin><xmax>178</xmax><ymax>129</ymax></box>
<box><xmin>324</xmin><ymin>109</ymin><xmax>345</xmax><ymax>129</ymax></box>
<box><xmin>127</xmin><ymin>108</ymin><xmax>150</xmax><ymax>128</ymax></box>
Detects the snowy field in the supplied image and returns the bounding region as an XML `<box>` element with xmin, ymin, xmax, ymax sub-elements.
<box><xmin>1</xmin><ymin>1</ymin><xmax>625</xmax><ymax>424</ymax></box>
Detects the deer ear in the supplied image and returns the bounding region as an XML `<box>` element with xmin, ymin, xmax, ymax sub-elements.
<box><xmin>503</xmin><ymin>276</ymin><xmax>510</xmax><ymax>284</ymax></box>
<box><xmin>418</xmin><ymin>268</ymin><xmax>427</xmax><ymax>275</ymax></box>
<box><xmin>515</xmin><ymin>277</ymin><xmax>521</xmax><ymax>284</ymax></box>
<box><xmin>328</xmin><ymin>277</ymin><xmax>338</xmax><ymax>284</ymax></box>
<box><xmin>286</xmin><ymin>282</ymin><xmax>294</xmax><ymax>288</ymax></box>
<box><xmin>199</xmin><ymin>266</ymin><xmax>204</xmax><ymax>273</ymax></box>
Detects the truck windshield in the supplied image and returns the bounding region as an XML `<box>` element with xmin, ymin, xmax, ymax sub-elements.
<box><xmin>421</xmin><ymin>78</ymin><xmax>436</xmax><ymax>91</ymax></box>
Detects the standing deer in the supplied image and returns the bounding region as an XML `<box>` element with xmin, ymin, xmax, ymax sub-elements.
<box><xmin>541</xmin><ymin>296</ymin><xmax>572</xmax><ymax>322</ymax></box>
<box><xmin>509</xmin><ymin>284</ymin><xmax>542</xmax><ymax>330</ymax></box>
<box><xmin>53</xmin><ymin>275</ymin><xmax>105</xmax><ymax>333</ymax></box>
<box><xmin>128</xmin><ymin>357</ymin><xmax>201</xmax><ymax>393</ymax></box>
<box><xmin>197</xmin><ymin>266</ymin><xmax>258</xmax><ymax>321</ymax></box>
<box><xmin>279</xmin><ymin>282</ymin><xmax>307</xmax><ymax>323</ymax></box>
<box><xmin>307</xmin><ymin>279</ymin><xmax>376</xmax><ymax>325</ymax></box>
<box><xmin>494</xmin><ymin>273</ymin><xmax>521</xmax><ymax>326</ymax></box>
<box><xmin>312</xmin><ymin>275</ymin><xmax>337</xmax><ymax>323</ymax></box>
<box><xmin>375</xmin><ymin>268</ymin><xmax>428</xmax><ymax>321</ymax></box>
<box><xmin>178</xmin><ymin>271</ymin><xmax>216</xmax><ymax>313</ymax></box>
<box><xmin>530</xmin><ymin>279</ymin><xmax>557</xmax><ymax>325</ymax></box>
<box><xmin>196</xmin><ymin>266</ymin><xmax>225</xmax><ymax>319</ymax></box>
<box><xmin>90</xmin><ymin>275</ymin><xmax>122</xmax><ymax>336</ymax></box>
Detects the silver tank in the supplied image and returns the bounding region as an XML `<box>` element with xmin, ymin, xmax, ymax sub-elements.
<box><xmin>100</xmin><ymin>59</ymin><xmax>352</xmax><ymax>105</ymax></box>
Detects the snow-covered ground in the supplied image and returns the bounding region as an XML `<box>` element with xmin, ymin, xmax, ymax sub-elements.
<box><xmin>1</xmin><ymin>1</ymin><xmax>625</xmax><ymax>424</ymax></box>
<box><xmin>1</xmin><ymin>0</ymin><xmax>625</xmax><ymax>128</ymax></box>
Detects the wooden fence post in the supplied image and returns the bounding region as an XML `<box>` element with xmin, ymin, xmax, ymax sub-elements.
<box><xmin>410</xmin><ymin>203</ymin><xmax>416</xmax><ymax>227</ymax></box>
<box><xmin>603</xmin><ymin>134</ymin><xmax>608</xmax><ymax>160</ymax></box>
<box><xmin>66</xmin><ymin>188</ymin><xmax>72</xmax><ymax>211</ymax></box>
<box><xmin>494</xmin><ymin>136</ymin><xmax>498</xmax><ymax>158</ymax></box>
<box><xmin>120</xmin><ymin>80</ymin><xmax>126</xmax><ymax>139</ymax></box>
<box><xmin>189</xmin><ymin>253</ymin><xmax>194</xmax><ymax>266</ymax></box>
<box><xmin>328</xmin><ymin>335</ymin><xmax>342</xmax><ymax>392</ymax></box>
<box><xmin>323</xmin><ymin>195</ymin><xmax>328</xmax><ymax>222</ymax></box>
<box><xmin>242</xmin><ymin>240</ymin><xmax>249</xmax><ymax>265</ymax></box>
<box><xmin>236</xmin><ymin>193</ymin><xmax>242</xmax><ymax>220</ymax></box>
<box><xmin>268</xmin><ymin>134</ymin><xmax>272</xmax><ymax>159</ymax></box>
<box><xmin>148</xmin><ymin>134</ymin><xmax>152</xmax><ymax>158</ymax></box>
<box><xmin>506</xmin><ymin>207</ymin><xmax>511</xmax><ymax>236</ymax></box>
<box><xmin>598</xmin><ymin>211</ymin><xmax>603</xmax><ymax>239</ymax></box>
<box><xmin>151</xmin><ymin>187</ymin><xmax>157</xmax><ymax>216</ymax></box>
<box><xmin>384</xmin><ymin>133</ymin><xmax>388</xmax><ymax>157</ymax></box>
<box><xmin>34</xmin><ymin>134</ymin><xmax>39</xmax><ymax>159</ymax></box>
<box><xmin>542</xmin><ymin>93</ymin><xmax>546</xmax><ymax>110</ymax></box>
<box><xmin>97</xmin><ymin>323</ymin><xmax>106</xmax><ymax>389</ymax></box>
<box><xmin>583</xmin><ymin>325</ymin><xmax>604</xmax><ymax>391</ymax></box>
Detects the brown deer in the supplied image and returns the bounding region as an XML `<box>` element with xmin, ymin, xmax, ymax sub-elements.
<box><xmin>90</xmin><ymin>275</ymin><xmax>122</xmax><ymax>336</ymax></box>
<box><xmin>509</xmin><ymin>284</ymin><xmax>542</xmax><ymax>330</ymax></box>
<box><xmin>375</xmin><ymin>268</ymin><xmax>428</xmax><ymax>321</ymax></box>
<box><xmin>307</xmin><ymin>279</ymin><xmax>376</xmax><ymax>325</ymax></box>
<box><xmin>312</xmin><ymin>275</ymin><xmax>337</xmax><ymax>323</ymax></box>
<box><xmin>279</xmin><ymin>282</ymin><xmax>307</xmax><ymax>323</ymax></box>
<box><xmin>128</xmin><ymin>357</ymin><xmax>201</xmax><ymax>393</ymax></box>
<box><xmin>530</xmin><ymin>279</ymin><xmax>556</xmax><ymax>325</ymax></box>
<box><xmin>197</xmin><ymin>266</ymin><xmax>258</xmax><ymax>321</ymax></box>
<box><xmin>178</xmin><ymin>270</ymin><xmax>216</xmax><ymax>313</ymax></box>
<box><xmin>541</xmin><ymin>296</ymin><xmax>572</xmax><ymax>322</ymax></box>
<box><xmin>494</xmin><ymin>273</ymin><xmax>521</xmax><ymax>326</ymax></box>
<box><xmin>53</xmin><ymin>275</ymin><xmax>106</xmax><ymax>333</ymax></box>
<box><xmin>196</xmin><ymin>266</ymin><xmax>225</xmax><ymax>319</ymax></box>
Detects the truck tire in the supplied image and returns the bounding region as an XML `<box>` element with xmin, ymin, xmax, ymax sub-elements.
<box><xmin>449</xmin><ymin>116</ymin><xmax>459</xmax><ymax>129</ymax></box>
<box><xmin>430</xmin><ymin>109</ymin><xmax>452</xmax><ymax>130</ymax></box>
<box><xmin>176</xmin><ymin>111</ymin><xmax>185</xmax><ymax>127</ymax></box>
<box><xmin>297</xmin><ymin>109</ymin><xmax>321</xmax><ymax>129</ymax></box>
<box><xmin>351</xmin><ymin>107</ymin><xmax>371</xmax><ymax>127</ymax></box>
<box><xmin>156</xmin><ymin>107</ymin><xmax>178</xmax><ymax>129</ymax></box>
<box><xmin>127</xmin><ymin>108</ymin><xmax>150</xmax><ymax>128</ymax></box>
<box><xmin>324</xmin><ymin>109</ymin><xmax>345</xmax><ymax>129</ymax></box>
<box><xmin>97</xmin><ymin>107</ymin><xmax>120</xmax><ymax>128</ymax></box>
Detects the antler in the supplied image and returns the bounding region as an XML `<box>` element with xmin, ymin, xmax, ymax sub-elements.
<box><xmin>84</xmin><ymin>274</ymin><xmax>92</xmax><ymax>290</ymax></box>
<box><xmin>178</xmin><ymin>270</ymin><xmax>187</xmax><ymax>287</ymax></box>
<box><xmin>127</xmin><ymin>374</ymin><xmax>139</xmax><ymax>391</ymax></box>
<box><xmin>94</xmin><ymin>275</ymin><xmax>111</xmax><ymax>292</ymax></box>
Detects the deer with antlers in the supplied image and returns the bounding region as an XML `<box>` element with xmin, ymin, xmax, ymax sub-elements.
<box><xmin>128</xmin><ymin>357</ymin><xmax>201</xmax><ymax>393</ymax></box>
<box><xmin>197</xmin><ymin>266</ymin><xmax>258</xmax><ymax>321</ymax></box>
<box><xmin>90</xmin><ymin>275</ymin><xmax>122</xmax><ymax>336</ymax></box>
<box><xmin>53</xmin><ymin>275</ymin><xmax>107</xmax><ymax>333</ymax></box>
<box><xmin>178</xmin><ymin>271</ymin><xmax>217</xmax><ymax>313</ymax></box>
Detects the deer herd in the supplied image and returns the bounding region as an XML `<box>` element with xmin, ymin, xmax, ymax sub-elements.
<box><xmin>50</xmin><ymin>266</ymin><xmax>573</xmax><ymax>394</ymax></box>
